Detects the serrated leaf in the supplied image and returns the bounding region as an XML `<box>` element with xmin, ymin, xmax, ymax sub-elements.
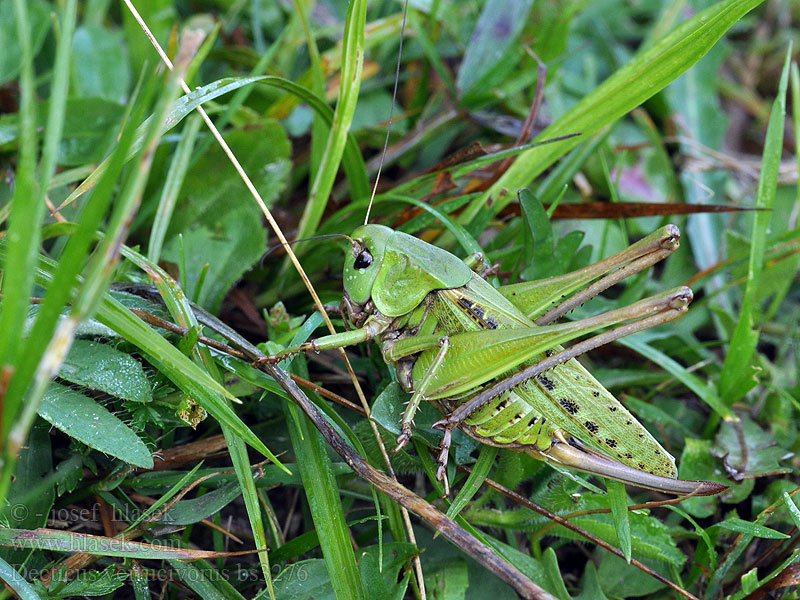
<box><xmin>59</xmin><ymin>339</ymin><xmax>152</xmax><ymax>403</ymax></box>
<box><xmin>38</xmin><ymin>383</ymin><xmax>153</xmax><ymax>468</ymax></box>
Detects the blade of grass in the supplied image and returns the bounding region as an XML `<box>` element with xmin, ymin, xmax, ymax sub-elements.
<box><xmin>718</xmin><ymin>44</ymin><xmax>791</xmax><ymax>403</ymax></box>
<box><xmin>0</xmin><ymin>556</ymin><xmax>40</xmax><ymax>600</ymax></box>
<box><xmin>146</xmin><ymin>112</ymin><xmax>202</xmax><ymax>262</ymax></box>
<box><xmin>446</xmin><ymin>445</ymin><xmax>498</xmax><ymax>520</ymax></box>
<box><xmin>0</xmin><ymin>0</ymin><xmax>41</xmax><ymax>375</ymax></box>
<box><xmin>460</xmin><ymin>0</ymin><xmax>766</xmax><ymax>224</ymax></box>
<box><xmin>294</xmin><ymin>0</ymin><xmax>326</xmax><ymax>185</ymax></box>
<box><xmin>131</xmin><ymin>249</ymin><xmax>278</xmax><ymax>598</ymax></box>
<box><xmin>294</xmin><ymin>0</ymin><xmax>367</xmax><ymax>241</ymax></box>
<box><xmin>0</xmin><ymin>0</ymin><xmax>76</xmax><ymax>506</ymax></box>
<box><xmin>3</xmin><ymin>36</ymin><xmax>200</xmax><ymax>500</ymax></box>
<box><xmin>620</xmin><ymin>336</ymin><xmax>731</xmax><ymax>420</ymax></box>
<box><xmin>285</xmin><ymin>401</ymin><xmax>368</xmax><ymax>600</ymax></box>
<box><xmin>281</xmin><ymin>323</ymin><xmax>367</xmax><ymax>600</ymax></box>
<box><xmin>606</xmin><ymin>480</ymin><xmax>632</xmax><ymax>564</ymax></box>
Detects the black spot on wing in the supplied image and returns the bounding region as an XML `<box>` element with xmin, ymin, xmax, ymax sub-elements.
<box><xmin>558</xmin><ymin>397</ymin><xmax>579</xmax><ymax>415</ymax></box>
<box><xmin>536</xmin><ymin>375</ymin><xmax>555</xmax><ymax>391</ymax></box>
<box><xmin>458</xmin><ymin>297</ymin><xmax>498</xmax><ymax>329</ymax></box>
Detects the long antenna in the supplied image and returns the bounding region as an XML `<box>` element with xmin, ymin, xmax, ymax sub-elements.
<box><xmin>363</xmin><ymin>0</ymin><xmax>409</xmax><ymax>225</ymax></box>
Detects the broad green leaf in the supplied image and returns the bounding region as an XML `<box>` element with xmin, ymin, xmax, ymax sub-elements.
<box><xmin>71</xmin><ymin>25</ymin><xmax>131</xmax><ymax>103</ymax></box>
<box><xmin>576</xmin><ymin>563</ymin><xmax>610</xmax><ymax>600</ymax></box>
<box><xmin>165</xmin><ymin>123</ymin><xmax>290</xmax><ymax>237</ymax></box>
<box><xmin>678</xmin><ymin>438</ymin><xmax>731</xmax><ymax>518</ymax></box>
<box><xmin>38</xmin><ymin>383</ymin><xmax>153</xmax><ymax>469</ymax></box>
<box><xmin>0</xmin><ymin>98</ymin><xmax>123</xmax><ymax>165</ymax></box>
<box><xmin>358</xmin><ymin>543</ymin><xmax>416</xmax><ymax>600</ymax></box>
<box><xmin>425</xmin><ymin>558</ymin><xmax>468</xmax><ymax>600</ymax></box>
<box><xmin>0</xmin><ymin>427</ymin><xmax>53</xmax><ymax>566</ymax></box>
<box><xmin>163</xmin><ymin>206</ymin><xmax>267</xmax><ymax>312</ymax></box>
<box><xmin>597</xmin><ymin>554</ymin><xmax>667</xmax><ymax>598</ymax></box>
<box><xmin>267</xmin><ymin>560</ymin><xmax>334</xmax><ymax>600</ymax></box>
<box><xmin>715</xmin><ymin>414</ymin><xmax>790</xmax><ymax>477</ymax></box>
<box><xmin>0</xmin><ymin>0</ymin><xmax>50</xmax><ymax>85</ymax></box>
<box><xmin>59</xmin><ymin>339</ymin><xmax>152</xmax><ymax>403</ymax></box>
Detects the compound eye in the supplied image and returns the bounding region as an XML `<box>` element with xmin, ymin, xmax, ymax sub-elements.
<box><xmin>354</xmin><ymin>249</ymin><xmax>373</xmax><ymax>270</ymax></box>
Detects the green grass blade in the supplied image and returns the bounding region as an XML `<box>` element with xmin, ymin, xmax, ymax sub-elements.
<box><xmin>718</xmin><ymin>45</ymin><xmax>791</xmax><ymax>403</ymax></box>
<box><xmin>295</xmin><ymin>0</ymin><xmax>367</xmax><ymax>241</ymax></box>
<box><xmin>97</xmin><ymin>296</ymin><xmax>286</xmax><ymax>471</ymax></box>
<box><xmin>2</xmin><ymin>41</ymin><xmax>191</xmax><ymax>493</ymax></box>
<box><xmin>285</xmin><ymin>402</ymin><xmax>367</xmax><ymax>600</ymax></box>
<box><xmin>0</xmin><ymin>0</ymin><xmax>41</xmax><ymax>368</ymax></box>
<box><xmin>147</xmin><ymin>112</ymin><xmax>202</xmax><ymax>262</ymax></box>
<box><xmin>621</xmin><ymin>337</ymin><xmax>731</xmax><ymax>420</ymax></box>
<box><xmin>0</xmin><ymin>0</ymin><xmax>76</xmax><ymax>411</ymax></box>
<box><xmin>460</xmin><ymin>0</ymin><xmax>766</xmax><ymax>223</ymax></box>
<box><xmin>62</xmin><ymin>76</ymin><xmax>270</xmax><ymax>208</ymax></box>
<box><xmin>294</xmin><ymin>0</ymin><xmax>326</xmax><ymax>183</ymax></box>
<box><xmin>606</xmin><ymin>480</ymin><xmax>632</xmax><ymax>564</ymax></box>
<box><xmin>130</xmin><ymin>562</ymin><xmax>151</xmax><ymax>600</ymax></box>
<box><xmin>0</xmin><ymin>556</ymin><xmax>41</xmax><ymax>600</ymax></box>
<box><xmin>446</xmin><ymin>445</ymin><xmax>497</xmax><ymax>520</ymax></box>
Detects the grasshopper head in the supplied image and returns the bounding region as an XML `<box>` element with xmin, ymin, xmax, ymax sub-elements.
<box><xmin>344</xmin><ymin>224</ymin><xmax>473</xmax><ymax>318</ymax></box>
<box><xmin>343</xmin><ymin>224</ymin><xmax>393</xmax><ymax>307</ymax></box>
